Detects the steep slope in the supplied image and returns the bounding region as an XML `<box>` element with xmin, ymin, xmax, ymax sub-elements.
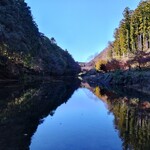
<box><xmin>81</xmin><ymin>45</ymin><xmax>111</xmax><ymax>71</ymax></box>
<box><xmin>0</xmin><ymin>0</ymin><xmax>80</xmax><ymax>79</ymax></box>
<box><xmin>86</xmin><ymin>1</ymin><xmax>150</xmax><ymax>72</ymax></box>
<box><xmin>87</xmin><ymin>46</ymin><xmax>111</xmax><ymax>67</ymax></box>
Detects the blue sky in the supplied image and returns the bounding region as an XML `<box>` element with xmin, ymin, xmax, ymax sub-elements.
<box><xmin>25</xmin><ymin>0</ymin><xmax>140</xmax><ymax>62</ymax></box>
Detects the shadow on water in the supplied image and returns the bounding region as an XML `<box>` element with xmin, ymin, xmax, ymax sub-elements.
<box><xmin>0</xmin><ymin>79</ymin><xmax>150</xmax><ymax>150</ymax></box>
<box><xmin>0</xmin><ymin>79</ymin><xmax>80</xmax><ymax>150</ymax></box>
<box><xmin>82</xmin><ymin>82</ymin><xmax>150</xmax><ymax>150</ymax></box>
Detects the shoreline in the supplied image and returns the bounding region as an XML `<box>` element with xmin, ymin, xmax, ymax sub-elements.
<box><xmin>81</xmin><ymin>69</ymin><xmax>150</xmax><ymax>95</ymax></box>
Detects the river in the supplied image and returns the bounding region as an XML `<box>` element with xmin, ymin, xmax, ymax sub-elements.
<box><xmin>0</xmin><ymin>79</ymin><xmax>149</xmax><ymax>150</ymax></box>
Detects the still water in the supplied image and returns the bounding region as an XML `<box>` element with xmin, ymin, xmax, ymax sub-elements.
<box><xmin>30</xmin><ymin>88</ymin><xmax>122</xmax><ymax>150</ymax></box>
<box><xmin>0</xmin><ymin>80</ymin><xmax>149</xmax><ymax>150</ymax></box>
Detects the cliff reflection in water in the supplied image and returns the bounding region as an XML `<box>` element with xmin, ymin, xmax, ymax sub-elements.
<box><xmin>0</xmin><ymin>79</ymin><xmax>80</xmax><ymax>150</ymax></box>
<box><xmin>82</xmin><ymin>82</ymin><xmax>150</xmax><ymax>150</ymax></box>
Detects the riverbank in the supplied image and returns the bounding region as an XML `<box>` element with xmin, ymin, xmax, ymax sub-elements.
<box><xmin>82</xmin><ymin>69</ymin><xmax>150</xmax><ymax>95</ymax></box>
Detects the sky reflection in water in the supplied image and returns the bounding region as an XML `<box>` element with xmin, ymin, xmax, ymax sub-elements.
<box><xmin>30</xmin><ymin>88</ymin><xmax>122</xmax><ymax>150</ymax></box>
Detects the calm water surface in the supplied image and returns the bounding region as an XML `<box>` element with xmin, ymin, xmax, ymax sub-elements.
<box><xmin>0</xmin><ymin>80</ymin><xmax>149</xmax><ymax>150</ymax></box>
<box><xmin>30</xmin><ymin>88</ymin><xmax>122</xmax><ymax>150</ymax></box>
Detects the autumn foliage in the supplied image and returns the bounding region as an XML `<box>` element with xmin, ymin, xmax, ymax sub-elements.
<box><xmin>95</xmin><ymin>50</ymin><xmax>150</xmax><ymax>72</ymax></box>
<box><xmin>92</xmin><ymin>1</ymin><xmax>150</xmax><ymax>73</ymax></box>
<box><xmin>95</xmin><ymin>60</ymin><xmax>107</xmax><ymax>72</ymax></box>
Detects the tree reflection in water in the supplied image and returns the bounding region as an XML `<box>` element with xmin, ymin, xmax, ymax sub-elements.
<box><xmin>0</xmin><ymin>80</ymin><xmax>149</xmax><ymax>150</ymax></box>
<box><xmin>0</xmin><ymin>79</ymin><xmax>80</xmax><ymax>150</ymax></box>
<box><xmin>82</xmin><ymin>82</ymin><xmax>150</xmax><ymax>150</ymax></box>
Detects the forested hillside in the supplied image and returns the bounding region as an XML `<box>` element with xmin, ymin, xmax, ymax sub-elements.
<box><xmin>90</xmin><ymin>0</ymin><xmax>150</xmax><ymax>72</ymax></box>
<box><xmin>0</xmin><ymin>0</ymin><xmax>80</xmax><ymax>79</ymax></box>
<box><xmin>113</xmin><ymin>0</ymin><xmax>150</xmax><ymax>57</ymax></box>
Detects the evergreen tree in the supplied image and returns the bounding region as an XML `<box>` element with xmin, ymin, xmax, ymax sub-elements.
<box><xmin>112</xmin><ymin>0</ymin><xmax>150</xmax><ymax>57</ymax></box>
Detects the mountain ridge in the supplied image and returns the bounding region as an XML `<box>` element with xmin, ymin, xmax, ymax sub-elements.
<box><xmin>0</xmin><ymin>0</ymin><xmax>80</xmax><ymax>79</ymax></box>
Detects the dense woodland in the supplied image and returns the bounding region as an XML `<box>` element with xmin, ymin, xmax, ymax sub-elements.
<box><xmin>0</xmin><ymin>0</ymin><xmax>80</xmax><ymax>79</ymax></box>
<box><xmin>93</xmin><ymin>0</ymin><xmax>150</xmax><ymax>72</ymax></box>
<box><xmin>113</xmin><ymin>1</ymin><xmax>150</xmax><ymax>56</ymax></box>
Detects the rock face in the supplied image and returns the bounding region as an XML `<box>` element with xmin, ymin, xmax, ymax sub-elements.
<box><xmin>0</xmin><ymin>0</ymin><xmax>80</xmax><ymax>79</ymax></box>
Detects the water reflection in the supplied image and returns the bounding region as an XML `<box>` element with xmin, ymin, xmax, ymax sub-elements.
<box><xmin>82</xmin><ymin>82</ymin><xmax>150</xmax><ymax>150</ymax></box>
<box><xmin>0</xmin><ymin>80</ymin><xmax>149</xmax><ymax>150</ymax></box>
<box><xmin>0</xmin><ymin>79</ymin><xmax>80</xmax><ymax>150</ymax></box>
<box><xmin>30</xmin><ymin>86</ymin><xmax>122</xmax><ymax>150</ymax></box>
